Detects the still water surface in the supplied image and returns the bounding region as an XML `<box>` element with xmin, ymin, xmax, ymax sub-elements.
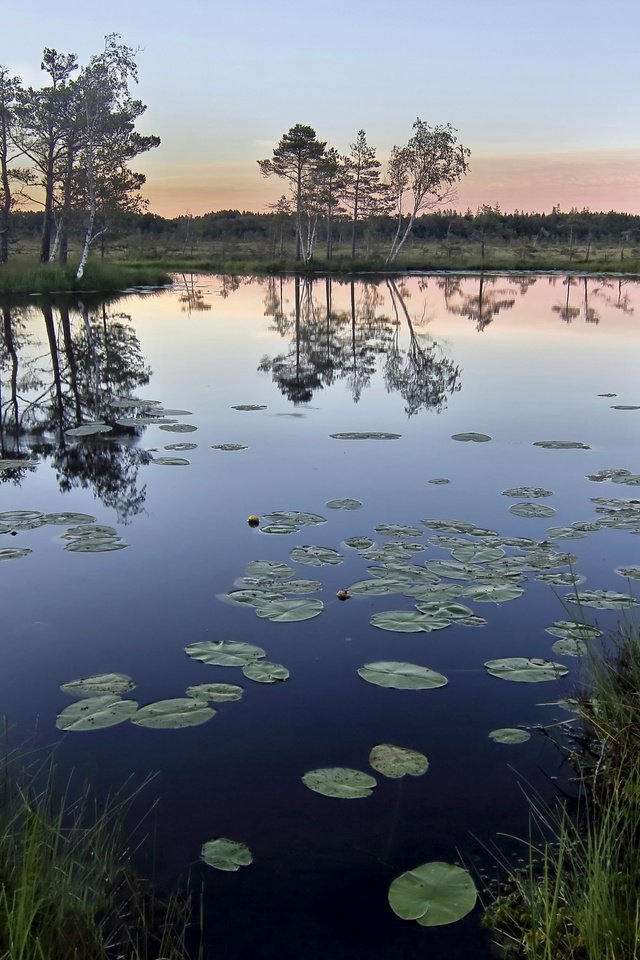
<box><xmin>1</xmin><ymin>273</ymin><xmax>639</xmax><ymax>958</ymax></box>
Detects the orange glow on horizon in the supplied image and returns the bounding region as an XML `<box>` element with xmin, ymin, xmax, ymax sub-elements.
<box><xmin>140</xmin><ymin>150</ymin><xmax>640</xmax><ymax>219</ymax></box>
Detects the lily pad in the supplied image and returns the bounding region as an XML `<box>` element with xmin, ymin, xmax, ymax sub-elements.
<box><xmin>262</xmin><ymin>510</ymin><xmax>326</xmax><ymax>528</ymax></box>
<box><xmin>56</xmin><ymin>696</ymin><xmax>138</xmax><ymax>731</ymax></box>
<box><xmin>502</xmin><ymin>487</ymin><xmax>553</xmax><ymax>498</ymax></box>
<box><xmin>164</xmin><ymin>442</ymin><xmax>198</xmax><ymax>451</ymax></box>
<box><xmin>616</xmin><ymin>566</ymin><xmax>640</xmax><ymax>580</ymax></box>
<box><xmin>159</xmin><ymin>423</ymin><xmax>198</xmax><ymax>433</ymax></box>
<box><xmin>357</xmin><ymin>662</ymin><xmax>448</xmax><ymax>690</ymax></box>
<box><xmin>451</xmin><ymin>432</ymin><xmax>491</xmax><ymax>442</ymax></box>
<box><xmin>289</xmin><ymin>545</ymin><xmax>344</xmax><ymax>567</ymax></box>
<box><xmin>329</xmin><ymin>432</ymin><xmax>401</xmax><ymax>440</ymax></box>
<box><xmin>369</xmin><ymin>744</ymin><xmax>429</xmax><ymax>779</ymax></box>
<box><xmin>484</xmin><ymin>658</ymin><xmax>568</xmax><ymax>682</ymax></box>
<box><xmin>245</xmin><ymin>560</ymin><xmax>295</xmax><ymax>580</ymax></box>
<box><xmin>536</xmin><ymin>572</ymin><xmax>586</xmax><ymax>586</ymax></box>
<box><xmin>65</xmin><ymin>422</ymin><xmax>112</xmax><ymax>438</ymax></box>
<box><xmin>132</xmin><ymin>698</ymin><xmax>215</xmax><ymax>728</ymax></box>
<box><xmin>344</xmin><ymin>536</ymin><xmax>374</xmax><ymax>550</ymax></box>
<box><xmin>242</xmin><ymin>660</ymin><xmax>290</xmax><ymax>683</ymax></box>
<box><xmin>185</xmin><ymin>640</ymin><xmax>266</xmax><ymax>667</ymax></box>
<box><xmin>201</xmin><ymin>838</ymin><xmax>253</xmax><ymax>871</ymax></box>
<box><xmin>0</xmin><ymin>510</ymin><xmax>43</xmax><ymax>524</ymax></box>
<box><xmin>371</xmin><ymin>610</ymin><xmax>450</xmax><ymax>633</ymax></box>
<box><xmin>212</xmin><ymin>443</ymin><xmax>248</xmax><ymax>451</ymax></box>
<box><xmin>551</xmin><ymin>637</ymin><xmax>587</xmax><ymax>657</ymax></box>
<box><xmin>611</xmin><ymin>405</ymin><xmax>640</xmax><ymax>410</ymax></box>
<box><xmin>545</xmin><ymin>621</ymin><xmax>602</xmax><ymax>641</ymax></box>
<box><xmin>509</xmin><ymin>502</ymin><xmax>556</xmax><ymax>518</ymax></box>
<box><xmin>255</xmin><ymin>598</ymin><xmax>324</xmax><ymax>622</ymax></box>
<box><xmin>463</xmin><ymin>583</ymin><xmax>524</xmax><ymax>602</ymax></box>
<box><xmin>64</xmin><ymin>539</ymin><xmax>127</xmax><ymax>552</ymax></box>
<box><xmin>348</xmin><ymin>578</ymin><xmax>407</xmax><ymax>597</ymax></box>
<box><xmin>60</xmin><ymin>673</ymin><xmax>135</xmax><ymax>698</ymax></box>
<box><xmin>282</xmin><ymin>579</ymin><xmax>323</xmax><ymax>594</ymax></box>
<box><xmin>326</xmin><ymin>498</ymin><xmax>362</xmax><ymax>510</ymax></box>
<box><xmin>302</xmin><ymin>768</ymin><xmax>377</xmax><ymax>799</ymax></box>
<box><xmin>533</xmin><ymin>440</ymin><xmax>591</xmax><ymax>450</ymax></box>
<box><xmin>545</xmin><ymin>526</ymin><xmax>587</xmax><ymax>540</ymax></box>
<box><xmin>414</xmin><ymin>601</ymin><xmax>474</xmax><ymax>620</ymax></box>
<box><xmin>451</xmin><ymin>544</ymin><xmax>505</xmax><ymax>563</ymax></box>
<box><xmin>43</xmin><ymin>512</ymin><xmax>96</xmax><ymax>525</ymax></box>
<box><xmin>489</xmin><ymin>728</ymin><xmax>531</xmax><ymax>744</ymax></box>
<box><xmin>567</xmin><ymin>590</ymin><xmax>638</xmax><ymax>609</ymax></box>
<box><xmin>388</xmin><ymin>862</ymin><xmax>477</xmax><ymax>926</ymax></box>
<box><xmin>587</xmin><ymin>468</ymin><xmax>631</xmax><ymax>482</ymax></box>
<box><xmin>151</xmin><ymin>457</ymin><xmax>190</xmax><ymax>465</ymax></box>
<box><xmin>374</xmin><ymin>524</ymin><xmax>424</xmax><ymax>538</ymax></box>
<box><xmin>231</xmin><ymin>404</ymin><xmax>266</xmax><ymax>411</ymax></box>
<box><xmin>428</xmin><ymin>478</ymin><xmax>450</xmax><ymax>484</ymax></box>
<box><xmin>186</xmin><ymin>683</ymin><xmax>244</xmax><ymax>702</ymax></box>
<box><xmin>0</xmin><ymin>547</ymin><xmax>32</xmax><ymax>561</ymax></box>
<box><xmin>219</xmin><ymin>589</ymin><xmax>285</xmax><ymax>607</ymax></box>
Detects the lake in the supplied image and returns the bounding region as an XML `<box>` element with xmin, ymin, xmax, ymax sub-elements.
<box><xmin>1</xmin><ymin>272</ymin><xmax>639</xmax><ymax>958</ymax></box>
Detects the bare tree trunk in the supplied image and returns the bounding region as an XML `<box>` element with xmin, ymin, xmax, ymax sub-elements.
<box><xmin>40</xmin><ymin>150</ymin><xmax>55</xmax><ymax>263</ymax></box>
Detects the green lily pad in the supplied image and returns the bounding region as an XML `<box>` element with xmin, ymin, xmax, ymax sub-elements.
<box><xmin>326</xmin><ymin>498</ymin><xmax>362</xmax><ymax>510</ymax></box>
<box><xmin>369</xmin><ymin>744</ymin><xmax>429</xmax><ymax>779</ymax></box>
<box><xmin>428</xmin><ymin>478</ymin><xmax>450</xmax><ymax>484</ymax></box>
<box><xmin>611</xmin><ymin>405</ymin><xmax>640</xmax><ymax>410</ymax></box>
<box><xmin>60</xmin><ymin>673</ymin><xmax>135</xmax><ymax>698</ymax></box>
<box><xmin>551</xmin><ymin>637</ymin><xmax>587</xmax><ymax>657</ymax></box>
<box><xmin>64</xmin><ymin>539</ymin><xmax>127</xmax><ymax>552</ymax></box>
<box><xmin>262</xmin><ymin>510</ymin><xmax>326</xmax><ymax>528</ymax></box>
<box><xmin>616</xmin><ymin>566</ymin><xmax>640</xmax><ymax>580</ymax></box>
<box><xmin>164</xmin><ymin>442</ymin><xmax>198</xmax><ymax>451</ymax></box>
<box><xmin>463</xmin><ymin>583</ymin><xmax>524</xmax><ymax>602</ymax></box>
<box><xmin>545</xmin><ymin>621</ymin><xmax>602</xmax><ymax>641</ymax></box>
<box><xmin>451</xmin><ymin>432</ymin><xmax>491</xmax><ymax>442</ymax></box>
<box><xmin>255</xmin><ymin>598</ymin><xmax>324</xmax><ymax>622</ymax></box>
<box><xmin>330</xmin><ymin>432</ymin><xmax>401</xmax><ymax>440</ymax></box>
<box><xmin>567</xmin><ymin>590</ymin><xmax>638</xmax><ymax>609</ymax></box>
<box><xmin>533</xmin><ymin>440</ymin><xmax>591</xmax><ymax>450</ymax></box>
<box><xmin>414</xmin><ymin>601</ymin><xmax>474</xmax><ymax>619</ymax></box>
<box><xmin>424</xmin><ymin>559</ymin><xmax>484</xmax><ymax>580</ymax></box>
<box><xmin>484</xmin><ymin>658</ymin><xmax>569</xmax><ymax>682</ymax></box>
<box><xmin>231</xmin><ymin>404</ymin><xmax>266</xmax><ymax>411</ymax></box>
<box><xmin>536</xmin><ymin>572</ymin><xmax>586</xmax><ymax>586</ymax></box>
<box><xmin>0</xmin><ymin>547</ymin><xmax>32</xmax><ymax>561</ymax></box>
<box><xmin>374</xmin><ymin>523</ymin><xmax>424</xmax><ymax>538</ymax></box>
<box><xmin>43</xmin><ymin>512</ymin><xmax>96</xmax><ymax>525</ymax></box>
<box><xmin>151</xmin><ymin>457</ymin><xmax>190</xmax><ymax>465</ymax></box>
<box><xmin>282</xmin><ymin>579</ymin><xmax>322</xmax><ymax>594</ymax></box>
<box><xmin>489</xmin><ymin>728</ymin><xmax>531</xmax><ymax>744</ymax></box>
<box><xmin>186</xmin><ymin>683</ymin><xmax>244</xmax><ymax>702</ymax></box>
<box><xmin>370</xmin><ymin>610</ymin><xmax>450</xmax><ymax>633</ymax></box>
<box><xmin>545</xmin><ymin>526</ymin><xmax>587</xmax><ymax>540</ymax></box>
<box><xmin>65</xmin><ymin>422</ymin><xmax>112</xmax><ymax>437</ymax></box>
<box><xmin>185</xmin><ymin>640</ymin><xmax>266</xmax><ymax>667</ymax></box>
<box><xmin>117</xmin><ymin>416</ymin><xmax>175</xmax><ymax>427</ymax></box>
<box><xmin>159</xmin><ymin>423</ymin><xmax>198</xmax><ymax>432</ymax></box>
<box><xmin>260</xmin><ymin>522</ymin><xmax>299</xmax><ymax>535</ymax></box>
<box><xmin>56</xmin><ymin>696</ymin><xmax>138</xmax><ymax>731</ymax></box>
<box><xmin>219</xmin><ymin>589</ymin><xmax>285</xmax><ymax>607</ymax></box>
<box><xmin>212</xmin><ymin>443</ymin><xmax>248</xmax><ymax>451</ymax></box>
<box><xmin>154</xmin><ymin>408</ymin><xmax>193</xmax><ymax>416</ymax></box>
<box><xmin>502</xmin><ymin>487</ymin><xmax>553</xmax><ymax>498</ymax></box>
<box><xmin>242</xmin><ymin>660</ymin><xmax>290</xmax><ymax>683</ymax></box>
<box><xmin>344</xmin><ymin>536</ymin><xmax>375</xmax><ymax>550</ymax></box>
<box><xmin>0</xmin><ymin>510</ymin><xmax>43</xmax><ymax>524</ymax></box>
<box><xmin>201</xmin><ymin>838</ymin><xmax>253</xmax><ymax>871</ymax></box>
<box><xmin>451</xmin><ymin>545</ymin><xmax>505</xmax><ymax>563</ymax></box>
<box><xmin>63</xmin><ymin>524</ymin><xmax>118</xmax><ymax>538</ymax></box>
<box><xmin>289</xmin><ymin>546</ymin><xmax>344</xmax><ymax>567</ymax></box>
<box><xmin>357</xmin><ymin>662</ymin><xmax>448</xmax><ymax>690</ymax></box>
<box><xmin>421</xmin><ymin>518</ymin><xmax>477</xmax><ymax>533</ymax></box>
<box><xmin>388</xmin><ymin>862</ymin><xmax>477</xmax><ymax>926</ymax></box>
<box><xmin>132</xmin><ymin>698</ymin><xmax>215</xmax><ymax>728</ymax></box>
<box><xmin>348</xmin><ymin>578</ymin><xmax>407</xmax><ymax>597</ymax></box>
<box><xmin>509</xmin><ymin>502</ymin><xmax>556</xmax><ymax>518</ymax></box>
<box><xmin>587</xmin><ymin>468</ymin><xmax>631</xmax><ymax>482</ymax></box>
<box><xmin>244</xmin><ymin>560</ymin><xmax>295</xmax><ymax>580</ymax></box>
<box><xmin>302</xmin><ymin>768</ymin><xmax>377</xmax><ymax>799</ymax></box>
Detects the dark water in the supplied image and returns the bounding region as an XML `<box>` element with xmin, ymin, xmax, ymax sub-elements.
<box><xmin>1</xmin><ymin>273</ymin><xmax>638</xmax><ymax>958</ymax></box>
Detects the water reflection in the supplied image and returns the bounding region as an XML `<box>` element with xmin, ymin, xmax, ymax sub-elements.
<box><xmin>0</xmin><ymin>299</ymin><xmax>151</xmax><ymax>520</ymax></box>
<box><xmin>259</xmin><ymin>276</ymin><xmax>461</xmax><ymax>412</ymax></box>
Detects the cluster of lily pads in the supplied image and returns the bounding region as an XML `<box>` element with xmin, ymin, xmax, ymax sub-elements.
<box><xmin>0</xmin><ymin>510</ymin><xmax>128</xmax><ymax>558</ymax></box>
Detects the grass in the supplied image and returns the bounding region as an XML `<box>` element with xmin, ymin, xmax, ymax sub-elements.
<box><xmin>0</xmin><ymin>260</ymin><xmax>172</xmax><ymax>296</ymax></box>
<box><xmin>482</xmin><ymin>622</ymin><xmax>640</xmax><ymax>959</ymax></box>
<box><xmin>0</xmin><ymin>745</ymin><xmax>197</xmax><ymax>960</ymax></box>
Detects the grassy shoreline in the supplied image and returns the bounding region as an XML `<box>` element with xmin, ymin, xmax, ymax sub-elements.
<box><xmin>482</xmin><ymin>623</ymin><xmax>640</xmax><ymax>959</ymax></box>
<box><xmin>2</xmin><ymin>254</ymin><xmax>640</xmax><ymax>297</ymax></box>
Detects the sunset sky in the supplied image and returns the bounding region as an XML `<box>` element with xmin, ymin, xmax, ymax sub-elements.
<box><xmin>7</xmin><ymin>0</ymin><xmax>640</xmax><ymax>217</ymax></box>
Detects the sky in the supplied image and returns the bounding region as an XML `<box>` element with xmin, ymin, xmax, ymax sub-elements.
<box><xmin>6</xmin><ymin>0</ymin><xmax>640</xmax><ymax>218</ymax></box>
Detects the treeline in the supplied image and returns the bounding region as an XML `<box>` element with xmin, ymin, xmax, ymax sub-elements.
<box><xmin>0</xmin><ymin>35</ymin><xmax>158</xmax><ymax>276</ymax></box>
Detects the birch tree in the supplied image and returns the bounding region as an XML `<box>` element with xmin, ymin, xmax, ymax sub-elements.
<box><xmin>258</xmin><ymin>125</ymin><xmax>326</xmax><ymax>262</ymax></box>
<box><xmin>74</xmin><ymin>35</ymin><xmax>159</xmax><ymax>279</ymax></box>
<box><xmin>386</xmin><ymin>120</ymin><xmax>470</xmax><ymax>264</ymax></box>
